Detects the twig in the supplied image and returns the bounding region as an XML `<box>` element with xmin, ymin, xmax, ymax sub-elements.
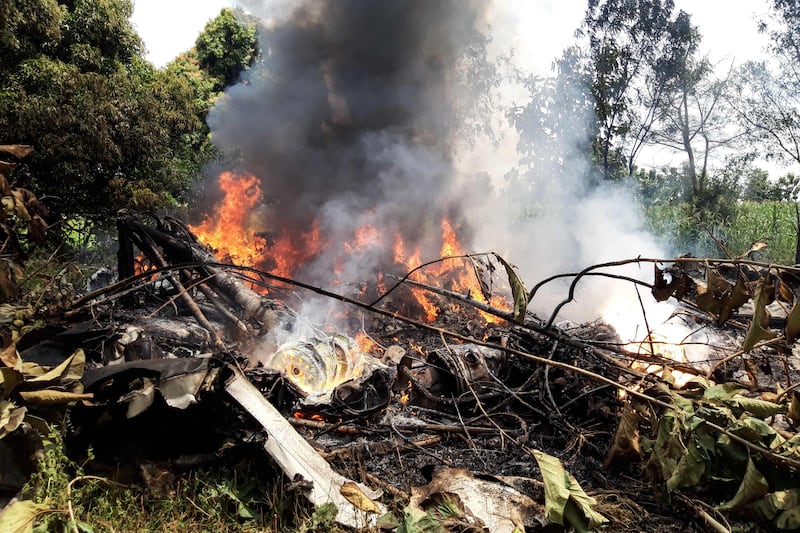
<box><xmin>67</xmin><ymin>475</ymin><xmax>131</xmax><ymax>532</ymax></box>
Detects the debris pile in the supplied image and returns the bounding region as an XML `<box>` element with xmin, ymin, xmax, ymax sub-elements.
<box><xmin>3</xmin><ymin>216</ymin><xmax>800</xmax><ymax>531</ymax></box>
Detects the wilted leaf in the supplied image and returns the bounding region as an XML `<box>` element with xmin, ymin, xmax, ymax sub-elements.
<box><xmin>776</xmin><ymin>276</ymin><xmax>795</xmax><ymax>305</ymax></box>
<box><xmin>18</xmin><ymin>389</ymin><xmax>93</xmax><ymax>406</ymax></box>
<box><xmin>742</xmin><ymin>489</ymin><xmax>800</xmax><ymax>522</ymax></box>
<box><xmin>652</xmin><ymin>264</ymin><xmax>693</xmax><ymax>302</ymax></box>
<box><xmin>565</xmin><ymin>474</ymin><xmax>608</xmax><ymax>529</ymax></box>
<box><xmin>718</xmin><ymin>458</ymin><xmax>769</xmax><ymax>510</ymax></box>
<box><xmin>340</xmin><ymin>481</ymin><xmax>383</xmax><ymax>514</ymax></box>
<box><xmin>0</xmin><ymin>367</ymin><xmax>23</xmax><ymax>398</ymax></box>
<box><xmin>666</xmin><ymin>440</ymin><xmax>705</xmax><ymax>492</ymax></box>
<box><xmin>730</xmin><ymin>397</ymin><xmax>785</xmax><ymax>418</ymax></box>
<box><xmin>0</xmin><ymin>499</ymin><xmax>48</xmax><ymax>533</ymax></box>
<box><xmin>789</xmin><ymin>394</ymin><xmax>800</xmax><ymax>425</ymax></box>
<box><xmin>696</xmin><ymin>265</ymin><xmax>730</xmax><ymax>315</ymax></box>
<box><xmin>777</xmin><ymin>506</ymin><xmax>800</xmax><ymax>530</ymax></box>
<box><xmin>0</xmin><ymin>400</ymin><xmax>26</xmax><ymax>438</ymax></box>
<box><xmin>493</xmin><ymin>253</ymin><xmax>528</xmax><ymax>323</ymax></box>
<box><xmin>25</xmin><ymin>348</ymin><xmax>85</xmax><ymax>385</ymax></box>
<box><xmin>740</xmin><ymin>240</ymin><xmax>769</xmax><ymax>259</ymax></box>
<box><xmin>718</xmin><ymin>273</ymin><xmax>752</xmax><ymax>325</ymax></box>
<box><xmin>743</xmin><ymin>276</ymin><xmax>779</xmax><ymax>352</ymax></box>
<box><xmin>786</xmin><ymin>297</ymin><xmax>800</xmax><ymax>344</ymax></box>
<box><xmin>604</xmin><ymin>405</ymin><xmax>642</xmax><ymax>468</ymax></box>
<box><xmin>531</xmin><ymin>449</ymin><xmax>570</xmax><ymax>525</ymax></box>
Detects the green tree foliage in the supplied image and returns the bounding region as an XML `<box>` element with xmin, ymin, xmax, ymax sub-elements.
<box><xmin>0</xmin><ymin>1</ymin><xmax>235</xmax><ymax>225</ymax></box>
<box><xmin>582</xmin><ymin>0</ymin><xmax>678</xmax><ymax>180</ymax></box>
<box><xmin>729</xmin><ymin>2</ymin><xmax>800</xmax><ymax>170</ymax></box>
<box><xmin>194</xmin><ymin>8</ymin><xmax>258</xmax><ymax>92</ymax></box>
<box><xmin>508</xmin><ymin>47</ymin><xmax>597</xmax><ymax>193</ymax></box>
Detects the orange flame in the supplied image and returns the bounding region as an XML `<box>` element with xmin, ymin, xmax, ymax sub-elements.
<box><xmin>189</xmin><ymin>171</ymin><xmax>264</xmax><ymax>268</ymax></box>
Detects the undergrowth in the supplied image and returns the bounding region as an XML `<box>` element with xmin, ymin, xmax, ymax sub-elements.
<box><xmin>645</xmin><ymin>200</ymin><xmax>799</xmax><ymax>264</ymax></box>
<box><xmin>21</xmin><ymin>427</ymin><xmax>344</xmax><ymax>532</ymax></box>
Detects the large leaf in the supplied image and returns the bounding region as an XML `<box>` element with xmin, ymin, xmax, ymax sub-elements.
<box><xmin>785</xmin><ymin>296</ymin><xmax>800</xmax><ymax>344</ymax></box>
<box><xmin>604</xmin><ymin>405</ymin><xmax>642</xmax><ymax>468</ymax></box>
<box><xmin>652</xmin><ymin>264</ymin><xmax>693</xmax><ymax>302</ymax></box>
<box><xmin>0</xmin><ymin>343</ymin><xmax>21</xmax><ymax>370</ymax></box>
<box><xmin>743</xmin><ymin>276</ymin><xmax>779</xmax><ymax>352</ymax></box>
<box><xmin>730</xmin><ymin>396</ymin><xmax>785</xmax><ymax>418</ymax></box>
<box><xmin>718</xmin><ymin>458</ymin><xmax>769</xmax><ymax>510</ymax></box>
<box><xmin>531</xmin><ymin>449</ymin><xmax>607</xmax><ymax>529</ymax></box>
<box><xmin>0</xmin><ymin>500</ymin><xmax>47</xmax><ymax>532</ymax></box>
<box><xmin>24</xmin><ymin>348</ymin><xmax>85</xmax><ymax>386</ymax></box>
<box><xmin>718</xmin><ymin>273</ymin><xmax>752</xmax><ymax>325</ymax></box>
<box><xmin>340</xmin><ymin>482</ymin><xmax>383</xmax><ymax>514</ymax></box>
<box><xmin>0</xmin><ymin>367</ymin><xmax>23</xmax><ymax>399</ymax></box>
<box><xmin>0</xmin><ymin>145</ymin><xmax>33</xmax><ymax>159</ymax></box>
<box><xmin>493</xmin><ymin>253</ymin><xmax>528</xmax><ymax>323</ymax></box>
<box><xmin>696</xmin><ymin>265</ymin><xmax>730</xmax><ymax>316</ymax></box>
<box><xmin>666</xmin><ymin>440</ymin><xmax>706</xmax><ymax>492</ymax></box>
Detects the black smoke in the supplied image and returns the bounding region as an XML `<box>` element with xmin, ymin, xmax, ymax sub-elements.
<box><xmin>205</xmin><ymin>0</ymin><xmax>494</xmax><ymax>283</ymax></box>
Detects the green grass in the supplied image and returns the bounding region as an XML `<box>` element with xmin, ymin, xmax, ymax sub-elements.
<box><xmin>645</xmin><ymin>201</ymin><xmax>799</xmax><ymax>264</ymax></box>
<box><xmin>19</xmin><ymin>429</ymin><xmax>345</xmax><ymax>532</ymax></box>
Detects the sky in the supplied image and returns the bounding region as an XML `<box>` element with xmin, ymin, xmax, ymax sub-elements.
<box><xmin>131</xmin><ymin>0</ymin><xmax>772</xmax><ymax>70</ymax></box>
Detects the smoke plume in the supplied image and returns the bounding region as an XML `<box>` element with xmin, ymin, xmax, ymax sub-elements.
<box><xmin>205</xmin><ymin>0</ymin><xmax>671</xmax><ymax>327</ymax></box>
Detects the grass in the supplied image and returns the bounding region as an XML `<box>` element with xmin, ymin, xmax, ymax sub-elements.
<box><xmin>19</xmin><ymin>428</ymin><xmax>346</xmax><ymax>532</ymax></box>
<box><xmin>645</xmin><ymin>200</ymin><xmax>799</xmax><ymax>264</ymax></box>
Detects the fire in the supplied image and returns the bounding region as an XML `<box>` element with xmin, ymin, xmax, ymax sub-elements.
<box><xmin>189</xmin><ymin>171</ymin><xmax>265</xmax><ymax>268</ymax></box>
<box><xmin>192</xmin><ymin>170</ymin><xmax>509</xmax><ymax>325</ymax></box>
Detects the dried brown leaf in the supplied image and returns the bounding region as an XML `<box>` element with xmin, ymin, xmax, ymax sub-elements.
<box><xmin>0</xmin><ymin>343</ymin><xmax>20</xmax><ymax>370</ymax></box>
<box><xmin>0</xmin><ymin>145</ymin><xmax>33</xmax><ymax>159</ymax></box>
<box><xmin>340</xmin><ymin>481</ymin><xmax>383</xmax><ymax>514</ymax></box>
<box><xmin>718</xmin><ymin>273</ymin><xmax>752</xmax><ymax>326</ymax></box>
<box><xmin>604</xmin><ymin>405</ymin><xmax>642</xmax><ymax>468</ymax></box>
<box><xmin>743</xmin><ymin>276</ymin><xmax>779</xmax><ymax>352</ymax></box>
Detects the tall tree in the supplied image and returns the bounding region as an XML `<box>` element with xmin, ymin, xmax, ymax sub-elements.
<box><xmin>582</xmin><ymin>0</ymin><xmax>676</xmax><ymax>180</ymax></box>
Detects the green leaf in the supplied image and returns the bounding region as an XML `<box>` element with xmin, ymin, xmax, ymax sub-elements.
<box><xmin>531</xmin><ymin>449</ymin><xmax>570</xmax><ymax>525</ymax></box>
<box><xmin>730</xmin><ymin>396</ymin><xmax>785</xmax><ymax>418</ymax></box>
<box><xmin>531</xmin><ymin>449</ymin><xmax>607</xmax><ymax>529</ymax></box>
<box><xmin>0</xmin><ymin>500</ymin><xmax>49</xmax><ymax>533</ymax></box>
<box><xmin>777</xmin><ymin>506</ymin><xmax>800</xmax><ymax>530</ymax></box>
<box><xmin>565</xmin><ymin>473</ymin><xmax>608</xmax><ymax>529</ymax></box>
<box><xmin>493</xmin><ymin>253</ymin><xmax>528</xmax><ymax>324</ymax></box>
<box><xmin>718</xmin><ymin>458</ymin><xmax>769</xmax><ymax>510</ymax></box>
<box><xmin>666</xmin><ymin>440</ymin><xmax>705</xmax><ymax>492</ymax></box>
<box><xmin>703</xmin><ymin>383</ymin><xmax>747</xmax><ymax>401</ymax></box>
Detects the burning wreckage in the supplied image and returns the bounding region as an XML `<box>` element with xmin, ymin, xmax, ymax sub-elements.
<box><xmin>5</xmin><ymin>212</ymin><xmax>800</xmax><ymax>531</ymax></box>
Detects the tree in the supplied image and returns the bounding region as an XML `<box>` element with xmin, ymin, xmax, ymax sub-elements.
<box><xmin>582</xmin><ymin>0</ymin><xmax>677</xmax><ymax>180</ymax></box>
<box><xmin>0</xmin><ymin>1</ymin><xmax>229</xmax><ymax>225</ymax></box>
<box><xmin>647</xmin><ymin>18</ymin><xmax>742</xmax><ymax>203</ymax></box>
<box><xmin>194</xmin><ymin>8</ymin><xmax>259</xmax><ymax>92</ymax></box>
<box><xmin>508</xmin><ymin>47</ymin><xmax>597</xmax><ymax>196</ymax></box>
